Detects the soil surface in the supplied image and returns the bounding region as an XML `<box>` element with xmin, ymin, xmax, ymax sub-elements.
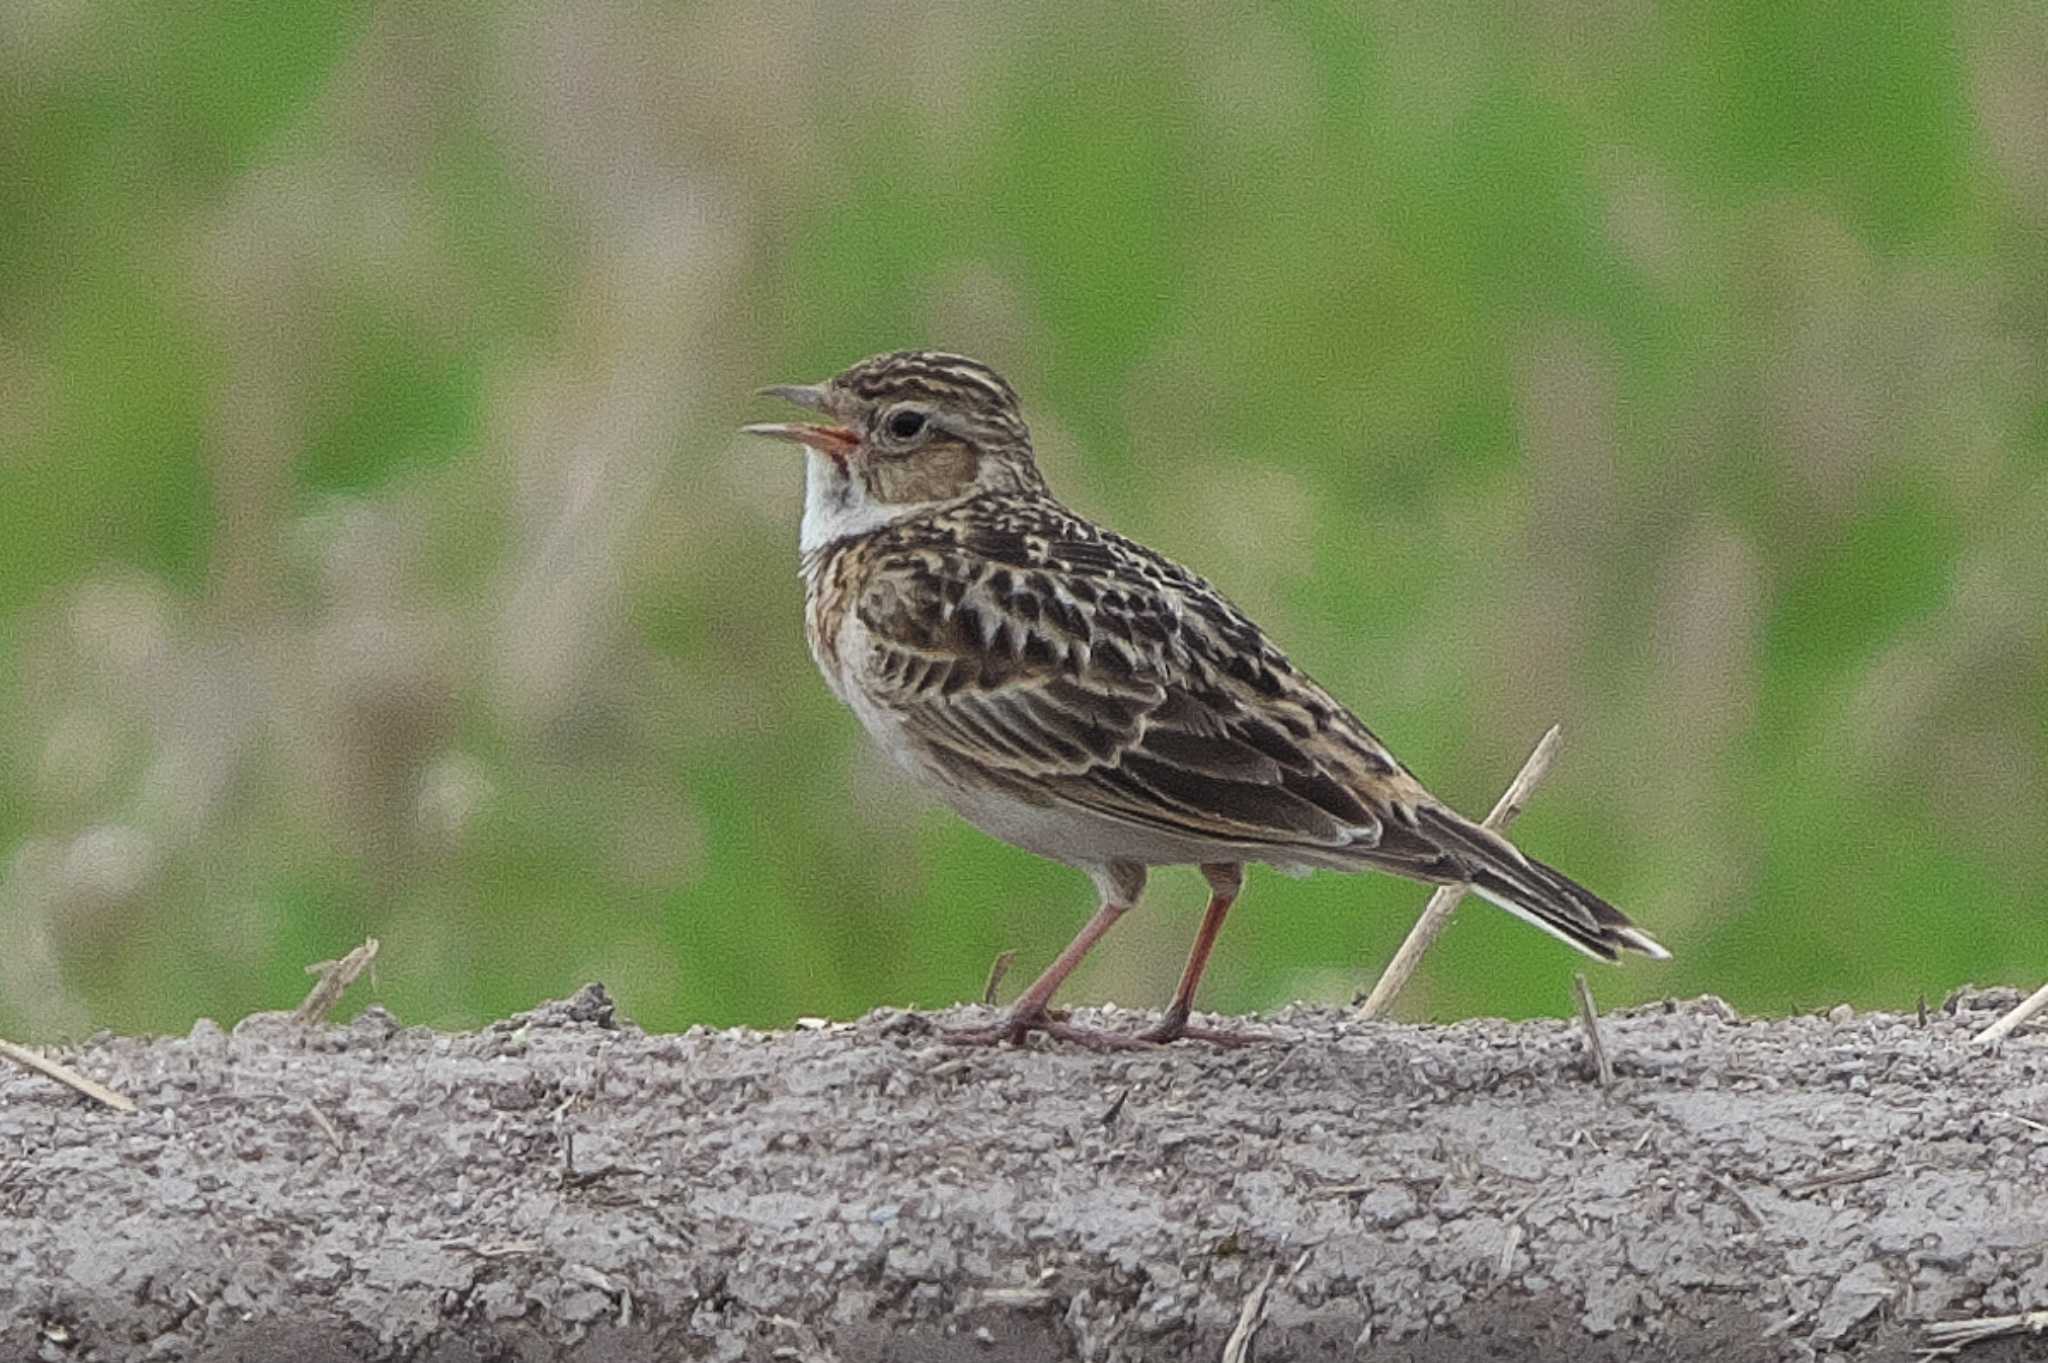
<box><xmin>3</xmin><ymin>985</ymin><xmax>2045</xmax><ymax>1363</ymax></box>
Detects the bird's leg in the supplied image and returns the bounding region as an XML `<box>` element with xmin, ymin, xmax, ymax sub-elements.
<box><xmin>945</xmin><ymin>862</ymin><xmax>1147</xmax><ymax>1048</ymax></box>
<box><xmin>1136</xmin><ymin>862</ymin><xmax>1259</xmax><ymax>1046</ymax></box>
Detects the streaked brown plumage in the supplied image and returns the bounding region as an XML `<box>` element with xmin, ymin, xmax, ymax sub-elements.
<box><xmin>746</xmin><ymin>350</ymin><xmax>1666</xmax><ymax>1047</ymax></box>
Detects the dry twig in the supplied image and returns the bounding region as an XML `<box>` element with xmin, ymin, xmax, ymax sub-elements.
<box><xmin>1573</xmin><ymin>973</ymin><xmax>1613</xmax><ymax>1089</ymax></box>
<box><xmin>1496</xmin><ymin>1189</ymin><xmax>1551</xmax><ymax>1277</ymax></box>
<box><xmin>1917</xmin><ymin>1306</ymin><xmax>2048</xmax><ymax>1358</ymax></box>
<box><xmin>1221</xmin><ymin>1250</ymin><xmax>1312</xmax><ymax>1363</ymax></box>
<box><xmin>982</xmin><ymin>949</ymin><xmax>1019</xmax><ymax>1006</ymax></box>
<box><xmin>1783</xmin><ymin>1163</ymin><xmax>1888</xmax><ymax>1197</ymax></box>
<box><xmin>0</xmin><ymin>1039</ymin><xmax>136</xmax><ymax>1114</ymax></box>
<box><xmin>293</xmin><ymin>938</ymin><xmax>380</xmax><ymax>1025</ymax></box>
<box><xmin>1221</xmin><ymin>1262</ymin><xmax>1280</xmax><ymax>1363</ymax></box>
<box><xmin>1704</xmin><ymin>1171</ymin><xmax>1767</xmax><ymax>1231</ymax></box>
<box><xmin>1971</xmin><ymin>981</ymin><xmax>2048</xmax><ymax>1046</ymax></box>
<box><xmin>1356</xmin><ymin>726</ymin><xmax>1561</xmax><ymax>1019</ymax></box>
<box><xmin>301</xmin><ymin>1099</ymin><xmax>346</xmax><ymax>1151</ymax></box>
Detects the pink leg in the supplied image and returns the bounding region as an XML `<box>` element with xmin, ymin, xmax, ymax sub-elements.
<box><xmin>946</xmin><ymin>862</ymin><xmax>1147</xmax><ymax>1049</ymax></box>
<box><xmin>946</xmin><ymin>898</ymin><xmax>1131</xmax><ymax>1046</ymax></box>
<box><xmin>1137</xmin><ymin>863</ymin><xmax>1257</xmax><ymax>1045</ymax></box>
<box><xmin>948</xmin><ymin>862</ymin><xmax>1267</xmax><ymax>1050</ymax></box>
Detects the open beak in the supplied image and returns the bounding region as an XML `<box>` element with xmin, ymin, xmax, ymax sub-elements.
<box><xmin>741</xmin><ymin>383</ymin><xmax>859</xmax><ymax>462</ymax></box>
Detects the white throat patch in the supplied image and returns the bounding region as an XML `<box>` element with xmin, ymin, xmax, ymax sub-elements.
<box><xmin>798</xmin><ymin>450</ymin><xmax>908</xmax><ymax>553</ymax></box>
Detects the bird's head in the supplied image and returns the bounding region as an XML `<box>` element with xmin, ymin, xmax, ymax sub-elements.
<box><xmin>744</xmin><ymin>350</ymin><xmax>1046</xmax><ymax>548</ymax></box>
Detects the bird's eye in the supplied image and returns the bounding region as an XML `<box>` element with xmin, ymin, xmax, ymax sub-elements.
<box><xmin>886</xmin><ymin>408</ymin><xmax>927</xmax><ymax>440</ymax></box>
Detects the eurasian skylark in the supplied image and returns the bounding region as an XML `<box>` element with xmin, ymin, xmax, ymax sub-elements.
<box><xmin>745</xmin><ymin>350</ymin><xmax>1666</xmax><ymax>1047</ymax></box>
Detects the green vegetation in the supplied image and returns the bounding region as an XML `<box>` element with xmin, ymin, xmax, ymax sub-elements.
<box><xmin>3</xmin><ymin>3</ymin><xmax>2041</xmax><ymax>1039</ymax></box>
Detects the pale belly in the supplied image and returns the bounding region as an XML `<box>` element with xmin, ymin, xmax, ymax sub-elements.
<box><xmin>917</xmin><ymin>759</ymin><xmax>1259</xmax><ymax>870</ymax></box>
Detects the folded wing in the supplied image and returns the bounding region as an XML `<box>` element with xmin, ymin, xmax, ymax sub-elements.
<box><xmin>853</xmin><ymin>546</ymin><xmax>1389</xmax><ymax>855</ymax></box>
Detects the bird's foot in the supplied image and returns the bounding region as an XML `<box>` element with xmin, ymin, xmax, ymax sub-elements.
<box><xmin>942</xmin><ymin>1004</ymin><xmax>1134</xmax><ymax>1050</ymax></box>
<box><xmin>943</xmin><ymin>1005</ymin><xmax>1267</xmax><ymax>1050</ymax></box>
<box><xmin>1132</xmin><ymin>1007</ymin><xmax>1265</xmax><ymax>1048</ymax></box>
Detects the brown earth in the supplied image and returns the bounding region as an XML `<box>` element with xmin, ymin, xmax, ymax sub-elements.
<box><xmin>3</xmin><ymin>985</ymin><xmax>2045</xmax><ymax>1363</ymax></box>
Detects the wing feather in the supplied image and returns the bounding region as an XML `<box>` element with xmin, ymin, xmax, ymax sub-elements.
<box><xmin>851</xmin><ymin>540</ymin><xmax>1390</xmax><ymax>852</ymax></box>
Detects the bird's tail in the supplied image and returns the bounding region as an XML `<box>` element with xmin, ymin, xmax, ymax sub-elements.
<box><xmin>1410</xmin><ymin>805</ymin><xmax>1670</xmax><ymax>963</ymax></box>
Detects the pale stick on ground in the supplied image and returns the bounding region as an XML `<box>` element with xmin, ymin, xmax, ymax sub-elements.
<box><xmin>1220</xmin><ymin>1261</ymin><xmax>1280</xmax><ymax>1363</ymax></box>
<box><xmin>0</xmin><ymin>1037</ymin><xmax>136</xmax><ymax>1113</ymax></box>
<box><xmin>294</xmin><ymin>937</ymin><xmax>381</xmax><ymax>1024</ymax></box>
<box><xmin>1572</xmin><ymin>972</ymin><xmax>1614</xmax><ymax>1089</ymax></box>
<box><xmin>1221</xmin><ymin>1249</ymin><xmax>1311</xmax><ymax>1363</ymax></box>
<box><xmin>1971</xmin><ymin>980</ymin><xmax>2048</xmax><ymax>1046</ymax></box>
<box><xmin>982</xmin><ymin>949</ymin><xmax>1019</xmax><ymax>1006</ymax></box>
<box><xmin>1918</xmin><ymin>1307</ymin><xmax>2048</xmax><ymax>1358</ymax></box>
<box><xmin>1355</xmin><ymin>725</ymin><xmax>1562</xmax><ymax>1019</ymax></box>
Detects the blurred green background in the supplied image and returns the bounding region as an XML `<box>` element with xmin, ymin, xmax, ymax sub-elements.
<box><xmin>3</xmin><ymin>2</ymin><xmax>2042</xmax><ymax>1042</ymax></box>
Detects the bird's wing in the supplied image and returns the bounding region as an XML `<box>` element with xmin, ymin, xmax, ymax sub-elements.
<box><xmin>841</xmin><ymin>499</ymin><xmax>1669</xmax><ymax>963</ymax></box>
<box><xmin>848</xmin><ymin>512</ymin><xmax>1424</xmax><ymax>854</ymax></box>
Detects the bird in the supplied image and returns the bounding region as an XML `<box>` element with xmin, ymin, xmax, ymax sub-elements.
<box><xmin>743</xmin><ymin>350</ymin><xmax>1667</xmax><ymax>1047</ymax></box>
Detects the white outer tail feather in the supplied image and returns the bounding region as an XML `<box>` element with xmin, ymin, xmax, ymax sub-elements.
<box><xmin>1468</xmin><ymin>881</ymin><xmax>1672</xmax><ymax>962</ymax></box>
